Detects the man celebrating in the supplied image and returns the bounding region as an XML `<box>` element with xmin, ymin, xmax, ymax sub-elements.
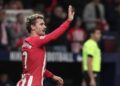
<box><xmin>17</xmin><ymin>5</ymin><xmax>75</xmax><ymax>86</ymax></box>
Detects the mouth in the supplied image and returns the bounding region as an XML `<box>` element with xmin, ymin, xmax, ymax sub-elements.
<box><xmin>42</xmin><ymin>29</ymin><xmax>46</xmax><ymax>33</ymax></box>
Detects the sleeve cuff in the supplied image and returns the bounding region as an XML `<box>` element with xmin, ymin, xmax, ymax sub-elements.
<box><xmin>44</xmin><ymin>70</ymin><xmax>54</xmax><ymax>78</ymax></box>
<box><xmin>88</xmin><ymin>54</ymin><xmax>93</xmax><ymax>58</ymax></box>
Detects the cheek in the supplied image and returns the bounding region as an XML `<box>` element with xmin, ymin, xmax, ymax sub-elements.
<box><xmin>95</xmin><ymin>34</ymin><xmax>98</xmax><ymax>38</ymax></box>
<box><xmin>36</xmin><ymin>25</ymin><xmax>41</xmax><ymax>32</ymax></box>
<box><xmin>37</xmin><ymin>28</ymin><xmax>41</xmax><ymax>33</ymax></box>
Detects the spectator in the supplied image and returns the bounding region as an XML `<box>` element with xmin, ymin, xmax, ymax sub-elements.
<box><xmin>112</xmin><ymin>3</ymin><xmax>120</xmax><ymax>32</ymax></box>
<box><xmin>113</xmin><ymin>3</ymin><xmax>120</xmax><ymax>51</ymax></box>
<box><xmin>0</xmin><ymin>0</ymin><xmax>3</xmax><ymax>9</ymax></box>
<box><xmin>10</xmin><ymin>13</ymin><xmax>27</xmax><ymax>50</ymax></box>
<box><xmin>46</xmin><ymin>0</ymin><xmax>58</xmax><ymax>13</ymax></box>
<box><xmin>5</xmin><ymin>0</ymin><xmax>23</xmax><ymax>10</ymax></box>
<box><xmin>49</xmin><ymin>5</ymin><xmax>66</xmax><ymax>32</ymax></box>
<box><xmin>67</xmin><ymin>17</ymin><xmax>86</xmax><ymax>61</ymax></box>
<box><xmin>0</xmin><ymin>73</ymin><xmax>14</xmax><ymax>86</ymax></box>
<box><xmin>48</xmin><ymin>5</ymin><xmax>67</xmax><ymax>46</ymax></box>
<box><xmin>0</xmin><ymin>10</ymin><xmax>8</xmax><ymax>51</ymax></box>
<box><xmin>103</xmin><ymin>2</ymin><xmax>120</xmax><ymax>52</ymax></box>
<box><xmin>83</xmin><ymin>0</ymin><xmax>109</xmax><ymax>32</ymax></box>
<box><xmin>34</xmin><ymin>4</ymin><xmax>45</xmax><ymax>14</ymax></box>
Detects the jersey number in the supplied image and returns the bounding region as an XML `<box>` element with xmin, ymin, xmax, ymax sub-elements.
<box><xmin>23</xmin><ymin>51</ymin><xmax>28</xmax><ymax>69</ymax></box>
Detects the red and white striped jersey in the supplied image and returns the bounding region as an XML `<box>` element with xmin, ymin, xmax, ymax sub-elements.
<box><xmin>17</xmin><ymin>20</ymin><xmax>71</xmax><ymax>86</ymax></box>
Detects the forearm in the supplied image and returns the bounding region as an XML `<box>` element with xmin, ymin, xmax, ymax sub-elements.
<box><xmin>44</xmin><ymin>69</ymin><xmax>54</xmax><ymax>78</ymax></box>
<box><xmin>88</xmin><ymin>64</ymin><xmax>94</xmax><ymax>80</ymax></box>
<box><xmin>87</xmin><ymin>58</ymin><xmax>95</xmax><ymax>80</ymax></box>
<box><xmin>47</xmin><ymin>20</ymin><xmax>71</xmax><ymax>40</ymax></box>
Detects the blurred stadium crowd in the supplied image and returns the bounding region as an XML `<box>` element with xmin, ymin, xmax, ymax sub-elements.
<box><xmin>0</xmin><ymin>0</ymin><xmax>120</xmax><ymax>52</ymax></box>
<box><xmin>0</xmin><ymin>0</ymin><xmax>120</xmax><ymax>86</ymax></box>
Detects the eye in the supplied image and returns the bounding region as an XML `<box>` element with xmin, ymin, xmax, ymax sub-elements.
<box><xmin>40</xmin><ymin>23</ymin><xmax>44</xmax><ymax>26</ymax></box>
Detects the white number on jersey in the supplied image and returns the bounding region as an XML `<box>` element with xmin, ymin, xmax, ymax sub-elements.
<box><xmin>23</xmin><ymin>51</ymin><xmax>28</xmax><ymax>69</ymax></box>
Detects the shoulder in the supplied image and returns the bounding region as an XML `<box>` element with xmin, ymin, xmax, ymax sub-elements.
<box><xmin>84</xmin><ymin>39</ymin><xmax>96</xmax><ymax>47</ymax></box>
<box><xmin>98</xmin><ymin>3</ymin><xmax>104</xmax><ymax>10</ymax></box>
<box><xmin>24</xmin><ymin>36</ymin><xmax>37</xmax><ymax>44</ymax></box>
<box><xmin>24</xmin><ymin>37</ymin><xmax>32</xmax><ymax>42</ymax></box>
<box><xmin>24</xmin><ymin>36</ymin><xmax>40</xmax><ymax>47</ymax></box>
<box><xmin>86</xmin><ymin>2</ymin><xmax>94</xmax><ymax>7</ymax></box>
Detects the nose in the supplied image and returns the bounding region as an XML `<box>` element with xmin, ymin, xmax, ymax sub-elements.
<box><xmin>44</xmin><ymin>25</ymin><xmax>47</xmax><ymax>29</ymax></box>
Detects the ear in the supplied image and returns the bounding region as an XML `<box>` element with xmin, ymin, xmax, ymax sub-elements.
<box><xmin>31</xmin><ymin>25</ymin><xmax>35</xmax><ymax>31</ymax></box>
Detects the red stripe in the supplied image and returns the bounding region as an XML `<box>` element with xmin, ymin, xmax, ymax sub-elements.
<box><xmin>24</xmin><ymin>75</ymin><xmax>29</xmax><ymax>86</ymax></box>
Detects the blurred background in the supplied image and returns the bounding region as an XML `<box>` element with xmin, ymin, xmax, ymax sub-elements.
<box><xmin>0</xmin><ymin>0</ymin><xmax>120</xmax><ymax>86</ymax></box>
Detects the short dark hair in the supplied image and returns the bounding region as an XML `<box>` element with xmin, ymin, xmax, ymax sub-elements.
<box><xmin>25</xmin><ymin>13</ymin><xmax>44</xmax><ymax>33</ymax></box>
<box><xmin>88</xmin><ymin>28</ymin><xmax>101</xmax><ymax>36</ymax></box>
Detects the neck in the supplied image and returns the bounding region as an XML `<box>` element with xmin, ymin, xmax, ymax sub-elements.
<box><xmin>91</xmin><ymin>37</ymin><xmax>97</xmax><ymax>42</ymax></box>
<box><xmin>30</xmin><ymin>31</ymin><xmax>38</xmax><ymax>37</ymax></box>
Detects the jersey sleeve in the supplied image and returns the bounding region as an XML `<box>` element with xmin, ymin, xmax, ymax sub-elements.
<box><xmin>34</xmin><ymin>20</ymin><xmax>71</xmax><ymax>47</ymax></box>
<box><xmin>44</xmin><ymin>69</ymin><xmax>54</xmax><ymax>78</ymax></box>
<box><xmin>85</xmin><ymin>43</ymin><xmax>95</xmax><ymax>57</ymax></box>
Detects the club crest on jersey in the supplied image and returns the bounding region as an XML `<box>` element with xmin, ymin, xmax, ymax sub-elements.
<box><xmin>40</xmin><ymin>36</ymin><xmax>45</xmax><ymax>39</ymax></box>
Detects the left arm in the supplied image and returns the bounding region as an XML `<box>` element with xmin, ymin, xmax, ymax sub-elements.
<box><xmin>44</xmin><ymin>69</ymin><xmax>54</xmax><ymax>78</ymax></box>
<box><xmin>44</xmin><ymin>69</ymin><xmax>64</xmax><ymax>86</ymax></box>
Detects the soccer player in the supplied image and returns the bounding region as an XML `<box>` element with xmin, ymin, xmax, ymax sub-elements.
<box><xmin>16</xmin><ymin>5</ymin><xmax>75</xmax><ymax>86</ymax></box>
<box><xmin>82</xmin><ymin>29</ymin><xmax>102</xmax><ymax>86</ymax></box>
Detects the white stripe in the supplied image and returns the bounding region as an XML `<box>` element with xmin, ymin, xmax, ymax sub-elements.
<box><xmin>27</xmin><ymin>76</ymin><xmax>33</xmax><ymax>86</ymax></box>
<box><xmin>16</xmin><ymin>80</ymin><xmax>21</xmax><ymax>86</ymax></box>
<box><xmin>41</xmin><ymin>52</ymin><xmax>46</xmax><ymax>86</ymax></box>
<box><xmin>21</xmin><ymin>77</ymin><xmax>26</xmax><ymax>86</ymax></box>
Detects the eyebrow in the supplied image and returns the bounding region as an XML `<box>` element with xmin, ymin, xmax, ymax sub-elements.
<box><xmin>40</xmin><ymin>22</ymin><xmax>45</xmax><ymax>25</ymax></box>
